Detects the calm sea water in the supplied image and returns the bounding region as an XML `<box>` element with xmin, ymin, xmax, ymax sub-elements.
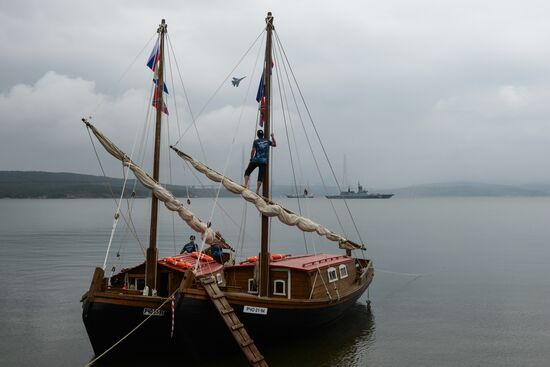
<box><xmin>0</xmin><ymin>197</ymin><xmax>549</xmax><ymax>366</ymax></box>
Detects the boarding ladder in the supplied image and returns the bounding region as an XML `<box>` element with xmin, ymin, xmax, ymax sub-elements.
<box><xmin>199</xmin><ymin>277</ymin><xmax>268</xmax><ymax>367</ymax></box>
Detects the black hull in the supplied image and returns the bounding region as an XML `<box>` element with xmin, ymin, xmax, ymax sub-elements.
<box><xmin>82</xmin><ymin>290</ymin><xmax>366</xmax><ymax>357</ymax></box>
<box><xmin>82</xmin><ymin>298</ymin><xmax>176</xmax><ymax>356</ymax></box>
<box><xmin>175</xmin><ymin>291</ymin><xmax>366</xmax><ymax>343</ymax></box>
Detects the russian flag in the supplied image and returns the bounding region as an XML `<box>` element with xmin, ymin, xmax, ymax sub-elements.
<box><xmin>256</xmin><ymin>73</ymin><xmax>265</xmax><ymax>103</ymax></box>
<box><xmin>259</xmin><ymin>96</ymin><xmax>266</xmax><ymax>127</ymax></box>
<box><xmin>147</xmin><ymin>39</ymin><xmax>160</xmax><ymax>71</ymax></box>
<box><xmin>255</xmin><ymin>59</ymin><xmax>273</xmax><ymax>103</ymax></box>
<box><xmin>152</xmin><ymin>88</ymin><xmax>169</xmax><ymax>115</ymax></box>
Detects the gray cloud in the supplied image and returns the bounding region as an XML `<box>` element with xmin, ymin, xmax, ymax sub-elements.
<box><xmin>1</xmin><ymin>0</ymin><xmax>550</xmax><ymax>188</ymax></box>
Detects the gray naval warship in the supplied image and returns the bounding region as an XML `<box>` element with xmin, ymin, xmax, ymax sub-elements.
<box><xmin>326</xmin><ymin>183</ymin><xmax>394</xmax><ymax>199</ymax></box>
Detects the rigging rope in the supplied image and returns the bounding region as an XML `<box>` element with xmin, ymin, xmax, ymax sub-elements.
<box><xmin>83</xmin><ymin>292</ymin><xmax>176</xmax><ymax>367</ymax></box>
<box><xmin>272</xmin><ymin>44</ymin><xmax>308</xmax><ymax>253</ymax></box>
<box><xmin>85</xmin><ymin>127</ymin><xmax>146</xmax><ymax>258</ymax></box>
<box><xmin>196</xmin><ymin>34</ymin><xmax>267</xmax><ymax>267</ymax></box>
<box><xmin>272</xmin><ymin>33</ymin><xmax>349</xmax><ymax>239</ymax></box>
<box><xmin>164</xmin><ymin>43</ymin><xmax>179</xmax><ymax>255</ymax></box>
<box><xmin>83</xmin><ymin>62</ymin><xmax>163</xmax><ymax>268</ymax></box>
<box><xmin>171</xmin><ymin>28</ymin><xmax>266</xmax><ymax>147</ymax></box>
<box><xmin>88</xmin><ymin>33</ymin><xmax>158</xmax><ymax>117</ymax></box>
<box><xmin>169</xmin><ymin>28</ymin><xmax>265</xmax><ymax>262</ymax></box>
<box><xmin>273</xmin><ymin>30</ymin><xmax>366</xmax><ymax>251</ymax></box>
<box><xmin>166</xmin><ymin>34</ymin><xmax>209</xmax><ymax>164</ymax></box>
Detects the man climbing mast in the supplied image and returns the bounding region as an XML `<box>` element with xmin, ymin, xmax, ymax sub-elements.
<box><xmin>244</xmin><ymin>129</ymin><xmax>277</xmax><ymax>194</ymax></box>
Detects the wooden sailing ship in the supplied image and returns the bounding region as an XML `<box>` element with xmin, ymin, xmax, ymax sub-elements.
<box><xmin>81</xmin><ymin>13</ymin><xmax>374</xmax><ymax>365</ymax></box>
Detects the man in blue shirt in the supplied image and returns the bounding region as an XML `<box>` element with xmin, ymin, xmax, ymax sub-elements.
<box><xmin>180</xmin><ymin>235</ymin><xmax>198</xmax><ymax>254</ymax></box>
<box><xmin>210</xmin><ymin>242</ymin><xmax>223</xmax><ymax>263</ymax></box>
<box><xmin>244</xmin><ymin>130</ymin><xmax>277</xmax><ymax>194</ymax></box>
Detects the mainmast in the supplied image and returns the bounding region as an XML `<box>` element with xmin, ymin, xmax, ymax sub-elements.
<box><xmin>146</xmin><ymin>19</ymin><xmax>167</xmax><ymax>294</ymax></box>
<box><xmin>259</xmin><ymin>12</ymin><xmax>274</xmax><ymax>297</ymax></box>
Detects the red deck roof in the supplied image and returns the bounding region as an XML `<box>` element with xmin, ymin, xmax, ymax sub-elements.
<box><xmin>159</xmin><ymin>253</ymin><xmax>223</xmax><ymax>276</ymax></box>
<box><xmin>234</xmin><ymin>253</ymin><xmax>352</xmax><ymax>272</ymax></box>
<box><xmin>274</xmin><ymin>253</ymin><xmax>352</xmax><ymax>271</ymax></box>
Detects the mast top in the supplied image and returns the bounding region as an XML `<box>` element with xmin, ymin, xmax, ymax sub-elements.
<box><xmin>158</xmin><ymin>19</ymin><xmax>167</xmax><ymax>33</ymax></box>
<box><xmin>266</xmin><ymin>12</ymin><xmax>273</xmax><ymax>25</ymax></box>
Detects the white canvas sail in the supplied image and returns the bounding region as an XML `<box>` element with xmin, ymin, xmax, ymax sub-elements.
<box><xmin>170</xmin><ymin>146</ymin><xmax>365</xmax><ymax>251</ymax></box>
<box><xmin>82</xmin><ymin>119</ymin><xmax>231</xmax><ymax>249</ymax></box>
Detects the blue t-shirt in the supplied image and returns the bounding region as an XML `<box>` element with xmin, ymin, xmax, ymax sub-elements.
<box><xmin>180</xmin><ymin>241</ymin><xmax>197</xmax><ymax>254</ymax></box>
<box><xmin>252</xmin><ymin>138</ymin><xmax>273</xmax><ymax>164</ymax></box>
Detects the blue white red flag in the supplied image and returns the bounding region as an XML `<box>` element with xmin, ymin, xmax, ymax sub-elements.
<box><xmin>147</xmin><ymin>39</ymin><xmax>161</xmax><ymax>71</ymax></box>
<box><xmin>256</xmin><ymin>73</ymin><xmax>265</xmax><ymax>103</ymax></box>
<box><xmin>152</xmin><ymin>88</ymin><xmax>169</xmax><ymax>115</ymax></box>
<box><xmin>255</xmin><ymin>60</ymin><xmax>274</xmax><ymax>103</ymax></box>
<box><xmin>148</xmin><ymin>38</ymin><xmax>168</xmax><ymax>114</ymax></box>
<box><xmin>259</xmin><ymin>97</ymin><xmax>266</xmax><ymax>127</ymax></box>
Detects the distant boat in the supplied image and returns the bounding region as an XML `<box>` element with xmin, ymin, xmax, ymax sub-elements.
<box><xmin>286</xmin><ymin>188</ymin><xmax>314</xmax><ymax>198</ymax></box>
<box><xmin>326</xmin><ymin>182</ymin><xmax>393</xmax><ymax>199</ymax></box>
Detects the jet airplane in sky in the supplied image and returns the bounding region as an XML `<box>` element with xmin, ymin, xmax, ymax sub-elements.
<box><xmin>231</xmin><ymin>76</ymin><xmax>246</xmax><ymax>87</ymax></box>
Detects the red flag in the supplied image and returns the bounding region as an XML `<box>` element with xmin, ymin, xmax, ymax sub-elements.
<box><xmin>152</xmin><ymin>88</ymin><xmax>169</xmax><ymax>115</ymax></box>
<box><xmin>259</xmin><ymin>96</ymin><xmax>266</xmax><ymax>127</ymax></box>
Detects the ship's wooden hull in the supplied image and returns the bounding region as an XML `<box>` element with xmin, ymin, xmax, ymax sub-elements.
<box><xmin>82</xmin><ymin>260</ymin><xmax>373</xmax><ymax>357</ymax></box>
<box><xmin>176</xmin><ymin>278</ymin><xmax>371</xmax><ymax>342</ymax></box>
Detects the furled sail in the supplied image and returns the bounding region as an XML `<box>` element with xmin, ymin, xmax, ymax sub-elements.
<box><xmin>170</xmin><ymin>146</ymin><xmax>365</xmax><ymax>251</ymax></box>
<box><xmin>82</xmin><ymin>119</ymin><xmax>232</xmax><ymax>249</ymax></box>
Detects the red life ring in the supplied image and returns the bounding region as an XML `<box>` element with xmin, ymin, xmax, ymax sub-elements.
<box><xmin>246</xmin><ymin>254</ymin><xmax>289</xmax><ymax>263</ymax></box>
<box><xmin>176</xmin><ymin>261</ymin><xmax>193</xmax><ymax>269</ymax></box>
<box><xmin>191</xmin><ymin>251</ymin><xmax>214</xmax><ymax>262</ymax></box>
<box><xmin>270</xmin><ymin>254</ymin><xmax>289</xmax><ymax>261</ymax></box>
<box><xmin>163</xmin><ymin>257</ymin><xmax>179</xmax><ymax>265</ymax></box>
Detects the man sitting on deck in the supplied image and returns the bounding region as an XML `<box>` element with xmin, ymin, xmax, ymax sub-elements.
<box><xmin>180</xmin><ymin>235</ymin><xmax>198</xmax><ymax>254</ymax></box>
<box><xmin>210</xmin><ymin>242</ymin><xmax>223</xmax><ymax>263</ymax></box>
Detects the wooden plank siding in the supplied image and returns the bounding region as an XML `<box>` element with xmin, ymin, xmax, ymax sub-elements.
<box><xmin>225</xmin><ymin>266</ymin><xmax>255</xmax><ymax>293</ymax></box>
<box><xmin>308</xmin><ymin>261</ymin><xmax>357</xmax><ymax>300</ymax></box>
<box><xmin>288</xmin><ymin>271</ymin><xmax>310</xmax><ymax>299</ymax></box>
<box><xmin>223</xmin><ymin>261</ymin><xmax>359</xmax><ymax>301</ymax></box>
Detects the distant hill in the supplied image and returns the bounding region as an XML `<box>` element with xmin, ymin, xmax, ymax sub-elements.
<box><xmin>0</xmin><ymin>171</ymin><xmax>233</xmax><ymax>199</ymax></box>
<box><xmin>2</xmin><ymin>172</ymin><xmax>550</xmax><ymax>198</ymax></box>
<box><xmin>390</xmin><ymin>182</ymin><xmax>550</xmax><ymax>197</ymax></box>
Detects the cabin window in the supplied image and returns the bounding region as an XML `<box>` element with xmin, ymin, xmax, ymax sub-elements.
<box><xmin>248</xmin><ymin>279</ymin><xmax>258</xmax><ymax>294</ymax></box>
<box><xmin>327</xmin><ymin>267</ymin><xmax>338</xmax><ymax>283</ymax></box>
<box><xmin>216</xmin><ymin>273</ymin><xmax>223</xmax><ymax>284</ymax></box>
<box><xmin>339</xmin><ymin>264</ymin><xmax>349</xmax><ymax>279</ymax></box>
<box><xmin>273</xmin><ymin>280</ymin><xmax>286</xmax><ymax>296</ymax></box>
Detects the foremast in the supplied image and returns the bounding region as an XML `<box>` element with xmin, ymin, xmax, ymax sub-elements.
<box><xmin>146</xmin><ymin>19</ymin><xmax>167</xmax><ymax>294</ymax></box>
<box><xmin>259</xmin><ymin>12</ymin><xmax>274</xmax><ymax>297</ymax></box>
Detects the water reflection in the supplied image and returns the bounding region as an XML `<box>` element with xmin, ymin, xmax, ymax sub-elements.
<box><xmin>261</xmin><ymin>302</ymin><xmax>376</xmax><ymax>367</ymax></box>
<box><xmin>91</xmin><ymin>302</ymin><xmax>375</xmax><ymax>367</ymax></box>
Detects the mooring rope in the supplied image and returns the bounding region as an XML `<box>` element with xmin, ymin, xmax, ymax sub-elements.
<box><xmin>84</xmin><ymin>291</ymin><xmax>177</xmax><ymax>367</ymax></box>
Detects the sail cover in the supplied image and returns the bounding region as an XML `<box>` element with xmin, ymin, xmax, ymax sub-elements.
<box><xmin>170</xmin><ymin>146</ymin><xmax>364</xmax><ymax>251</ymax></box>
<box><xmin>82</xmin><ymin>119</ymin><xmax>231</xmax><ymax>249</ymax></box>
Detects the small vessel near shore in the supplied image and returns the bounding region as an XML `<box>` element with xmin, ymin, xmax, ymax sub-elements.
<box><xmin>81</xmin><ymin>13</ymin><xmax>373</xmax><ymax>366</ymax></box>
<box><xmin>286</xmin><ymin>188</ymin><xmax>314</xmax><ymax>198</ymax></box>
<box><xmin>326</xmin><ymin>182</ymin><xmax>394</xmax><ymax>199</ymax></box>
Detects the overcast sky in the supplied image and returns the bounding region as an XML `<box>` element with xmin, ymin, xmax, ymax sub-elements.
<box><xmin>1</xmin><ymin>0</ymin><xmax>550</xmax><ymax>188</ymax></box>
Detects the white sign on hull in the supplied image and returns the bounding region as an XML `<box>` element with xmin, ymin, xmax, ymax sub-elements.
<box><xmin>243</xmin><ymin>305</ymin><xmax>268</xmax><ymax>315</ymax></box>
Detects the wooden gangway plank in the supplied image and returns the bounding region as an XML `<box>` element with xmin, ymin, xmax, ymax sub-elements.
<box><xmin>199</xmin><ymin>277</ymin><xmax>268</xmax><ymax>367</ymax></box>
